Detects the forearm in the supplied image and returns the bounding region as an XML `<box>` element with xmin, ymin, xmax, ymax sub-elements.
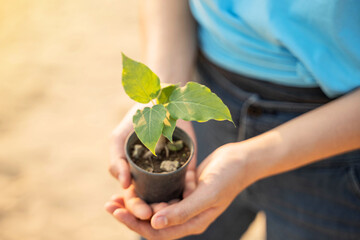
<box><xmin>238</xmin><ymin>88</ymin><xmax>360</xmax><ymax>184</ymax></box>
<box><xmin>140</xmin><ymin>0</ymin><xmax>197</xmax><ymax>85</ymax></box>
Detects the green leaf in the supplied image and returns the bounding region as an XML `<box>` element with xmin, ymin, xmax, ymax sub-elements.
<box><xmin>167</xmin><ymin>82</ymin><xmax>233</xmax><ymax>123</ymax></box>
<box><xmin>167</xmin><ymin>140</ymin><xmax>184</xmax><ymax>151</ymax></box>
<box><xmin>133</xmin><ymin>105</ymin><xmax>167</xmax><ymax>154</ymax></box>
<box><xmin>162</xmin><ymin>111</ymin><xmax>177</xmax><ymax>142</ymax></box>
<box><xmin>157</xmin><ymin>84</ymin><xmax>178</xmax><ymax>104</ymax></box>
<box><xmin>122</xmin><ymin>53</ymin><xmax>161</xmax><ymax>104</ymax></box>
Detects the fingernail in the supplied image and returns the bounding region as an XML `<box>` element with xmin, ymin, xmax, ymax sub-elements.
<box><xmin>113</xmin><ymin>208</ymin><xmax>122</xmax><ymax>216</ymax></box>
<box><xmin>154</xmin><ymin>216</ymin><xmax>168</xmax><ymax>228</ymax></box>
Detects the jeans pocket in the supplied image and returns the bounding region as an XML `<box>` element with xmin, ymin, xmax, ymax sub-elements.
<box><xmin>349</xmin><ymin>165</ymin><xmax>360</xmax><ymax>201</ymax></box>
<box><xmin>245</xmin><ymin>111</ymin><xmax>300</xmax><ymax>138</ymax></box>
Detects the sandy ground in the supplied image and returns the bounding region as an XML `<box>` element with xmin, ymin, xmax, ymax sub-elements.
<box><xmin>0</xmin><ymin>1</ymin><xmax>265</xmax><ymax>239</ymax></box>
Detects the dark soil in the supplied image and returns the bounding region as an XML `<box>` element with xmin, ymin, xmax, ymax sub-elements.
<box><xmin>130</xmin><ymin>138</ymin><xmax>191</xmax><ymax>173</ymax></box>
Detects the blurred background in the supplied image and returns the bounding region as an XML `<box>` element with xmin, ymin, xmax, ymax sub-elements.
<box><xmin>0</xmin><ymin>0</ymin><xmax>264</xmax><ymax>239</ymax></box>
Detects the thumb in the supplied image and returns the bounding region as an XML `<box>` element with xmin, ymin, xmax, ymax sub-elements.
<box><xmin>150</xmin><ymin>182</ymin><xmax>215</xmax><ymax>229</ymax></box>
<box><xmin>109</xmin><ymin>156</ymin><xmax>131</xmax><ymax>188</ymax></box>
<box><xmin>110</xmin><ymin>127</ymin><xmax>132</xmax><ymax>188</ymax></box>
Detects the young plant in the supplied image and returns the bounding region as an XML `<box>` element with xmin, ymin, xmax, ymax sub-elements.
<box><xmin>122</xmin><ymin>53</ymin><xmax>233</xmax><ymax>155</ymax></box>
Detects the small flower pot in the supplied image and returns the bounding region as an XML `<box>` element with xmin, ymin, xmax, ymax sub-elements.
<box><xmin>125</xmin><ymin>127</ymin><xmax>194</xmax><ymax>203</ymax></box>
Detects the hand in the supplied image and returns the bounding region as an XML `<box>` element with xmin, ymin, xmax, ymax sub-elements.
<box><xmin>105</xmin><ymin>167</ymin><xmax>197</xmax><ymax>223</ymax></box>
<box><xmin>105</xmin><ymin>143</ymin><xmax>255</xmax><ymax>239</ymax></box>
<box><xmin>108</xmin><ymin>108</ymin><xmax>198</xmax><ymax>224</ymax></box>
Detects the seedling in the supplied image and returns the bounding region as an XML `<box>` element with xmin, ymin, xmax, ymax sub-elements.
<box><xmin>122</xmin><ymin>53</ymin><xmax>233</xmax><ymax>155</ymax></box>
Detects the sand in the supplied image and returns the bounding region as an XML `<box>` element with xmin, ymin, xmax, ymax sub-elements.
<box><xmin>0</xmin><ymin>0</ymin><xmax>264</xmax><ymax>239</ymax></box>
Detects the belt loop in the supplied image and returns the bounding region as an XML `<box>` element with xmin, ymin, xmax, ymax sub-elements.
<box><xmin>237</xmin><ymin>94</ymin><xmax>259</xmax><ymax>141</ymax></box>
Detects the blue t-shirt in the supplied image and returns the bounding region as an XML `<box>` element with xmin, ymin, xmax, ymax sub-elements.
<box><xmin>189</xmin><ymin>0</ymin><xmax>360</xmax><ymax>98</ymax></box>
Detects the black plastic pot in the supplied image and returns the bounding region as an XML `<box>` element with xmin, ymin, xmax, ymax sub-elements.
<box><xmin>125</xmin><ymin>127</ymin><xmax>194</xmax><ymax>203</ymax></box>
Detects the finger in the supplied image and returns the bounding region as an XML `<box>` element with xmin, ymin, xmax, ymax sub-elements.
<box><xmin>150</xmin><ymin>198</ymin><xmax>180</xmax><ymax>215</ymax></box>
<box><xmin>150</xmin><ymin>202</ymin><xmax>169</xmax><ymax>214</ymax></box>
<box><xmin>183</xmin><ymin>170</ymin><xmax>196</xmax><ymax>198</ymax></box>
<box><xmin>110</xmin><ymin>122</ymin><xmax>133</xmax><ymax>188</ymax></box>
<box><xmin>110</xmin><ymin>194</ymin><xmax>125</xmax><ymax>207</ymax></box>
<box><xmin>168</xmin><ymin>199</ymin><xmax>180</xmax><ymax>205</ymax></box>
<box><xmin>112</xmin><ymin>208</ymin><xmax>162</xmax><ymax>239</ymax></box>
<box><xmin>113</xmin><ymin>205</ymin><xmax>217</xmax><ymax>240</ymax></box>
<box><xmin>124</xmin><ymin>186</ymin><xmax>153</xmax><ymax>220</ymax></box>
<box><xmin>186</xmin><ymin>139</ymin><xmax>197</xmax><ymax>172</ymax></box>
<box><xmin>157</xmin><ymin>206</ymin><xmax>220</xmax><ymax>238</ymax></box>
<box><xmin>105</xmin><ymin>194</ymin><xmax>126</xmax><ymax>213</ymax></box>
<box><xmin>110</xmin><ymin>127</ymin><xmax>131</xmax><ymax>188</ymax></box>
<box><xmin>110</xmin><ymin>133</ymin><xmax>130</xmax><ymax>187</ymax></box>
<box><xmin>108</xmin><ymin>158</ymin><xmax>120</xmax><ymax>179</ymax></box>
<box><xmin>109</xmin><ymin>156</ymin><xmax>131</xmax><ymax>188</ymax></box>
<box><xmin>176</xmin><ymin>120</ymin><xmax>197</xmax><ymax>171</ymax></box>
<box><xmin>151</xmin><ymin>182</ymin><xmax>216</xmax><ymax>229</ymax></box>
<box><xmin>113</xmin><ymin>199</ymin><xmax>223</xmax><ymax>239</ymax></box>
<box><xmin>104</xmin><ymin>201</ymin><xmax>123</xmax><ymax>214</ymax></box>
<box><xmin>187</xmin><ymin>145</ymin><xmax>197</xmax><ymax>172</ymax></box>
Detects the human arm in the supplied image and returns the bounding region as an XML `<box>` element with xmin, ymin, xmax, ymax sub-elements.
<box><xmin>109</xmin><ymin>0</ymin><xmax>197</xmax><ymax>185</ymax></box>
<box><xmin>107</xmin><ymin>0</ymin><xmax>197</xmax><ymax>220</ymax></box>
<box><xmin>139</xmin><ymin>0</ymin><xmax>197</xmax><ymax>85</ymax></box>
<box><xmin>106</xmin><ymin>88</ymin><xmax>360</xmax><ymax>239</ymax></box>
<box><xmin>244</xmin><ymin>87</ymin><xmax>360</xmax><ymax>179</ymax></box>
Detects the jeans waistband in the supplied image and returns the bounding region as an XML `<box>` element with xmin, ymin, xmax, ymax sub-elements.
<box><xmin>197</xmin><ymin>54</ymin><xmax>333</xmax><ymax>113</ymax></box>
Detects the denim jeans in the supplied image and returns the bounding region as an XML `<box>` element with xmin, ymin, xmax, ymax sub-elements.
<box><xmin>180</xmin><ymin>56</ymin><xmax>360</xmax><ymax>240</ymax></box>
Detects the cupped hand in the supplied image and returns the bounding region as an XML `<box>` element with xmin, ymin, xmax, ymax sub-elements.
<box><xmin>150</xmin><ymin>143</ymin><xmax>252</xmax><ymax>231</ymax></box>
<box><xmin>108</xmin><ymin>110</ymin><xmax>198</xmax><ymax>230</ymax></box>
<box><xmin>105</xmin><ymin>167</ymin><xmax>197</xmax><ymax>221</ymax></box>
<box><xmin>105</xmin><ymin>142</ymin><xmax>256</xmax><ymax>239</ymax></box>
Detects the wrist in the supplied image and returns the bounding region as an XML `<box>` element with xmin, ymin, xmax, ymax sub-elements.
<box><xmin>231</xmin><ymin>131</ymin><xmax>287</xmax><ymax>186</ymax></box>
<box><xmin>214</xmin><ymin>142</ymin><xmax>261</xmax><ymax>194</ymax></box>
